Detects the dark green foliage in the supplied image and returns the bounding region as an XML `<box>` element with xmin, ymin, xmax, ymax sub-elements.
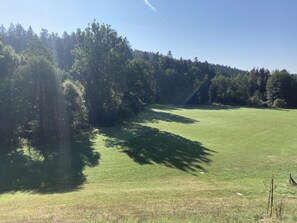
<box><xmin>62</xmin><ymin>79</ymin><xmax>88</xmax><ymax>133</ymax></box>
<box><xmin>72</xmin><ymin>21</ymin><xmax>132</xmax><ymax>126</ymax></box>
<box><xmin>0</xmin><ymin>41</ymin><xmax>19</xmax><ymax>77</ymax></box>
<box><xmin>0</xmin><ymin>24</ymin><xmax>76</xmax><ymax>71</ymax></box>
<box><xmin>211</xmin><ymin>63</ymin><xmax>245</xmax><ymax>76</ymax></box>
<box><xmin>273</xmin><ymin>98</ymin><xmax>286</xmax><ymax>108</ymax></box>
<box><xmin>0</xmin><ymin>42</ymin><xmax>20</xmax><ymax>146</ymax></box>
<box><xmin>132</xmin><ymin>49</ymin><xmax>155</xmax><ymax>61</ymax></box>
<box><xmin>153</xmin><ymin>54</ymin><xmax>215</xmax><ymax>104</ymax></box>
<box><xmin>14</xmin><ymin>56</ymin><xmax>68</xmax><ymax>144</ymax></box>
<box><xmin>21</xmin><ymin>39</ymin><xmax>53</xmax><ymax>62</ymax></box>
<box><xmin>248</xmin><ymin>68</ymin><xmax>270</xmax><ymax>101</ymax></box>
<box><xmin>209</xmin><ymin>69</ymin><xmax>272</xmax><ymax>106</ymax></box>
<box><xmin>188</xmin><ymin>76</ymin><xmax>211</xmax><ymax>104</ymax></box>
<box><xmin>0</xmin><ymin>24</ymin><xmax>37</xmax><ymax>52</ymax></box>
<box><xmin>0</xmin><ymin>38</ymin><xmax>88</xmax><ymax>149</ymax></box>
<box><xmin>266</xmin><ymin>70</ymin><xmax>297</xmax><ymax>108</ymax></box>
<box><xmin>126</xmin><ymin>58</ymin><xmax>157</xmax><ymax>108</ymax></box>
<box><xmin>209</xmin><ymin>74</ymin><xmax>249</xmax><ymax>105</ymax></box>
<box><xmin>40</xmin><ymin>30</ymin><xmax>77</xmax><ymax>71</ymax></box>
<box><xmin>0</xmin><ymin>76</ymin><xmax>20</xmax><ymax>147</ymax></box>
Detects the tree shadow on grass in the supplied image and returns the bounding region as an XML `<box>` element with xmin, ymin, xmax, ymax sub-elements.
<box><xmin>101</xmin><ymin>124</ymin><xmax>215</xmax><ymax>173</ymax></box>
<box><xmin>183</xmin><ymin>103</ymin><xmax>292</xmax><ymax>111</ymax></box>
<box><xmin>132</xmin><ymin>107</ymin><xmax>198</xmax><ymax>124</ymax></box>
<box><xmin>148</xmin><ymin>104</ymin><xmax>183</xmax><ymax>111</ymax></box>
<box><xmin>0</xmin><ymin>133</ymin><xmax>100</xmax><ymax>194</ymax></box>
<box><xmin>150</xmin><ymin>104</ymin><xmax>239</xmax><ymax>111</ymax></box>
<box><xmin>184</xmin><ymin>104</ymin><xmax>240</xmax><ymax>110</ymax></box>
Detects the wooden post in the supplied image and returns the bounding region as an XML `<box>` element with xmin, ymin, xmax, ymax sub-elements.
<box><xmin>270</xmin><ymin>177</ymin><xmax>274</xmax><ymax>218</ymax></box>
<box><xmin>267</xmin><ymin>185</ymin><xmax>271</xmax><ymax>215</ymax></box>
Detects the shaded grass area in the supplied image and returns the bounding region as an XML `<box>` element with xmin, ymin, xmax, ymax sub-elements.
<box><xmin>0</xmin><ymin>133</ymin><xmax>100</xmax><ymax>193</ymax></box>
<box><xmin>101</xmin><ymin>124</ymin><xmax>214</xmax><ymax>173</ymax></box>
<box><xmin>132</xmin><ymin>108</ymin><xmax>198</xmax><ymax>124</ymax></box>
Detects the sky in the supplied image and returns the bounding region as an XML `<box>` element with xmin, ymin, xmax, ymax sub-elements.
<box><xmin>1</xmin><ymin>0</ymin><xmax>297</xmax><ymax>73</ymax></box>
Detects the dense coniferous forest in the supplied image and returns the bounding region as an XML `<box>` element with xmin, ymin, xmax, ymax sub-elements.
<box><xmin>1</xmin><ymin>22</ymin><xmax>297</xmax><ymax>148</ymax></box>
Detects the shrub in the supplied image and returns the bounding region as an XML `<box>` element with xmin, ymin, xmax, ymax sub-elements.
<box><xmin>273</xmin><ymin>99</ymin><xmax>286</xmax><ymax>108</ymax></box>
<box><xmin>62</xmin><ymin>79</ymin><xmax>88</xmax><ymax>133</ymax></box>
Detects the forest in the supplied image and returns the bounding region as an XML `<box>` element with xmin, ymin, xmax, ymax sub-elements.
<box><xmin>1</xmin><ymin>22</ymin><xmax>297</xmax><ymax>149</ymax></box>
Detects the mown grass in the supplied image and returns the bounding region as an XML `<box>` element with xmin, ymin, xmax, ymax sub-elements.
<box><xmin>1</xmin><ymin>104</ymin><xmax>297</xmax><ymax>222</ymax></box>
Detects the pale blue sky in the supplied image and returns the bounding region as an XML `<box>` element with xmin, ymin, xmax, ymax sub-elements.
<box><xmin>1</xmin><ymin>0</ymin><xmax>297</xmax><ymax>73</ymax></box>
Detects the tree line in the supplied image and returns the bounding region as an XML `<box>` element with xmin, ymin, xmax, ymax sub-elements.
<box><xmin>1</xmin><ymin>22</ymin><xmax>297</xmax><ymax>149</ymax></box>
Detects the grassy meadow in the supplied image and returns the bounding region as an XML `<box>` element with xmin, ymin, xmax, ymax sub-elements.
<box><xmin>1</xmin><ymin>105</ymin><xmax>297</xmax><ymax>222</ymax></box>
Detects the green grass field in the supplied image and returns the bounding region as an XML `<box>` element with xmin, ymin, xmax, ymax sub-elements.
<box><xmin>1</xmin><ymin>105</ymin><xmax>297</xmax><ymax>222</ymax></box>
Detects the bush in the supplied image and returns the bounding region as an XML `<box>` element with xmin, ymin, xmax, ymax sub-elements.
<box><xmin>62</xmin><ymin>79</ymin><xmax>88</xmax><ymax>133</ymax></box>
<box><xmin>249</xmin><ymin>95</ymin><xmax>262</xmax><ymax>106</ymax></box>
<box><xmin>273</xmin><ymin>99</ymin><xmax>286</xmax><ymax>108</ymax></box>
